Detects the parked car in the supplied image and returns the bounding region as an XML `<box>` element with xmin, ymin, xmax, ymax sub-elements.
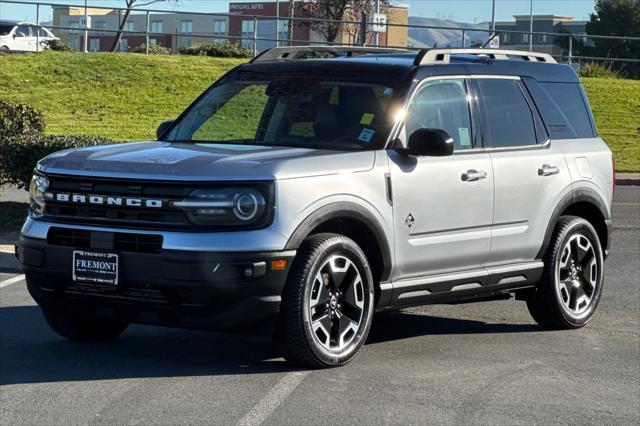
<box><xmin>17</xmin><ymin>47</ymin><xmax>614</xmax><ymax>368</ymax></box>
<box><xmin>0</xmin><ymin>20</ymin><xmax>58</xmax><ymax>52</ymax></box>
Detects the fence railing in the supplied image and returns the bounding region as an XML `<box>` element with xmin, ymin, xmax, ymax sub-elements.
<box><xmin>2</xmin><ymin>0</ymin><xmax>639</xmax><ymax>67</ymax></box>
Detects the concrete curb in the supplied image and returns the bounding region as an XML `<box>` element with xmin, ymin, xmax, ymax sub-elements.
<box><xmin>616</xmin><ymin>173</ymin><xmax>640</xmax><ymax>186</ymax></box>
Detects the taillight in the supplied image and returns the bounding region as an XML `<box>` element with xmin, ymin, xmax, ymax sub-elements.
<box><xmin>612</xmin><ymin>157</ymin><xmax>616</xmax><ymax>195</ymax></box>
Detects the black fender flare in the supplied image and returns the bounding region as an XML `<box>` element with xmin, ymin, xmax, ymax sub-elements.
<box><xmin>284</xmin><ymin>202</ymin><xmax>393</xmax><ymax>282</ymax></box>
<box><xmin>536</xmin><ymin>187</ymin><xmax>611</xmax><ymax>259</ymax></box>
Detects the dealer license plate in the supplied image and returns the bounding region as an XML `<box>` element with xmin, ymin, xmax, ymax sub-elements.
<box><xmin>72</xmin><ymin>250</ymin><xmax>119</xmax><ymax>285</ymax></box>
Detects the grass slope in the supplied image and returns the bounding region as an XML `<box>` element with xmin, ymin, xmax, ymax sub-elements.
<box><xmin>582</xmin><ymin>78</ymin><xmax>640</xmax><ymax>172</ymax></box>
<box><xmin>0</xmin><ymin>52</ymin><xmax>244</xmax><ymax>140</ymax></box>
<box><xmin>0</xmin><ymin>52</ymin><xmax>638</xmax><ymax>171</ymax></box>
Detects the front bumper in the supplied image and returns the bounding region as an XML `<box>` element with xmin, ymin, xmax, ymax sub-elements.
<box><xmin>16</xmin><ymin>232</ymin><xmax>296</xmax><ymax>333</ymax></box>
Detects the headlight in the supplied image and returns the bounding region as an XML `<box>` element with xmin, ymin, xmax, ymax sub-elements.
<box><xmin>28</xmin><ymin>173</ymin><xmax>49</xmax><ymax>218</ymax></box>
<box><xmin>173</xmin><ymin>186</ymin><xmax>273</xmax><ymax>228</ymax></box>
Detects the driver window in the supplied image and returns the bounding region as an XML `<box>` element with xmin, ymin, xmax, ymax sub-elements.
<box><xmin>405</xmin><ymin>79</ymin><xmax>473</xmax><ymax>151</ymax></box>
<box><xmin>15</xmin><ymin>25</ymin><xmax>30</xmax><ymax>37</ymax></box>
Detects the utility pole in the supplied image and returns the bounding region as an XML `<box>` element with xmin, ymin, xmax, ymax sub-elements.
<box><xmin>287</xmin><ymin>0</ymin><xmax>294</xmax><ymax>46</ymax></box>
<box><xmin>276</xmin><ymin>0</ymin><xmax>279</xmax><ymax>47</ymax></box>
<box><xmin>374</xmin><ymin>0</ymin><xmax>380</xmax><ymax>46</ymax></box>
<box><xmin>529</xmin><ymin>0</ymin><xmax>534</xmax><ymax>51</ymax></box>
<box><xmin>490</xmin><ymin>0</ymin><xmax>496</xmax><ymax>32</ymax></box>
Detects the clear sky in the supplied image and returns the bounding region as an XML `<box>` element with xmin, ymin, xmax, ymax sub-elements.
<box><xmin>0</xmin><ymin>0</ymin><xmax>596</xmax><ymax>25</ymax></box>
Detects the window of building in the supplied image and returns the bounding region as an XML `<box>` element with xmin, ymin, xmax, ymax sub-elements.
<box><xmin>241</xmin><ymin>20</ymin><xmax>254</xmax><ymax>49</ymax></box>
<box><xmin>69</xmin><ymin>38</ymin><xmax>80</xmax><ymax>50</ymax></box>
<box><xmin>277</xmin><ymin>20</ymin><xmax>288</xmax><ymax>41</ymax></box>
<box><xmin>180</xmin><ymin>37</ymin><xmax>192</xmax><ymax>47</ymax></box>
<box><xmin>213</xmin><ymin>20</ymin><xmax>226</xmax><ymax>42</ymax></box>
<box><xmin>181</xmin><ymin>20</ymin><xmax>192</xmax><ymax>34</ymax></box>
<box><xmin>540</xmin><ymin>34</ymin><xmax>548</xmax><ymax>43</ymax></box>
<box><xmin>118</xmin><ymin>38</ymin><xmax>128</xmax><ymax>52</ymax></box>
<box><xmin>69</xmin><ymin>21</ymin><xmax>79</xmax><ymax>35</ymax></box>
<box><xmin>95</xmin><ymin>20</ymin><xmax>106</xmax><ymax>35</ymax></box>
<box><xmin>151</xmin><ymin>20</ymin><xmax>163</xmax><ymax>33</ymax></box>
<box><xmin>405</xmin><ymin>79</ymin><xmax>474</xmax><ymax>151</ymax></box>
<box><xmin>149</xmin><ymin>38</ymin><xmax>157</xmax><ymax>45</ymax></box>
<box><xmin>89</xmin><ymin>38</ymin><xmax>100</xmax><ymax>52</ymax></box>
<box><xmin>125</xmin><ymin>21</ymin><xmax>134</xmax><ymax>32</ymax></box>
<box><xmin>476</xmin><ymin>79</ymin><xmax>537</xmax><ymax>148</ymax></box>
<box><xmin>502</xmin><ymin>33</ymin><xmax>510</xmax><ymax>43</ymax></box>
<box><xmin>522</xmin><ymin>33</ymin><xmax>529</xmax><ymax>43</ymax></box>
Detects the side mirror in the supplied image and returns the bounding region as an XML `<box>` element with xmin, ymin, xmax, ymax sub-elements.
<box><xmin>156</xmin><ymin>120</ymin><xmax>174</xmax><ymax>140</ymax></box>
<box><xmin>405</xmin><ymin>128</ymin><xmax>454</xmax><ymax>157</ymax></box>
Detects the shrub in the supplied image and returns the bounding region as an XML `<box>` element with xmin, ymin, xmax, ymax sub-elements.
<box><xmin>0</xmin><ymin>101</ymin><xmax>45</xmax><ymax>140</ymax></box>
<box><xmin>179</xmin><ymin>42</ymin><xmax>253</xmax><ymax>58</ymax></box>
<box><xmin>0</xmin><ymin>134</ymin><xmax>114</xmax><ymax>188</ymax></box>
<box><xmin>578</xmin><ymin>62</ymin><xmax>624</xmax><ymax>79</ymax></box>
<box><xmin>44</xmin><ymin>39</ymin><xmax>73</xmax><ymax>52</ymax></box>
<box><xmin>133</xmin><ymin>43</ymin><xmax>171</xmax><ymax>55</ymax></box>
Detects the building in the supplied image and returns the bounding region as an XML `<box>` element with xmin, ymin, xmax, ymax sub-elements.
<box><xmin>51</xmin><ymin>1</ymin><xmax>407</xmax><ymax>53</ymax></box>
<box><xmin>495</xmin><ymin>15</ymin><xmax>589</xmax><ymax>55</ymax></box>
<box><xmin>53</xmin><ymin>5</ymin><xmax>229</xmax><ymax>52</ymax></box>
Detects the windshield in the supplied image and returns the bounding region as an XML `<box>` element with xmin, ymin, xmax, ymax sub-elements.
<box><xmin>0</xmin><ymin>24</ymin><xmax>14</xmax><ymax>36</ymax></box>
<box><xmin>165</xmin><ymin>75</ymin><xmax>397</xmax><ymax>150</ymax></box>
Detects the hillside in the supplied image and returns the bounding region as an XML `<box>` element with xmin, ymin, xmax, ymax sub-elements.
<box><xmin>0</xmin><ymin>52</ymin><xmax>638</xmax><ymax>171</ymax></box>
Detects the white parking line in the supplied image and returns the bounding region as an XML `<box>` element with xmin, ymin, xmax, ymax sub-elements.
<box><xmin>0</xmin><ymin>274</ymin><xmax>25</xmax><ymax>288</ymax></box>
<box><xmin>237</xmin><ymin>371</ymin><xmax>310</xmax><ymax>426</ymax></box>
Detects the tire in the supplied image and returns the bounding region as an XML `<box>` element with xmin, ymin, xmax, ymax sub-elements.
<box><xmin>527</xmin><ymin>215</ymin><xmax>604</xmax><ymax>329</ymax></box>
<box><xmin>0</xmin><ymin>46</ymin><xmax>9</xmax><ymax>51</ymax></box>
<box><xmin>278</xmin><ymin>233</ymin><xmax>375</xmax><ymax>368</ymax></box>
<box><xmin>43</xmin><ymin>309</ymin><xmax>129</xmax><ymax>341</ymax></box>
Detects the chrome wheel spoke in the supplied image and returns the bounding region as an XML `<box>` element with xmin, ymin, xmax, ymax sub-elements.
<box><xmin>308</xmin><ymin>254</ymin><xmax>365</xmax><ymax>352</ymax></box>
<box><xmin>555</xmin><ymin>233</ymin><xmax>598</xmax><ymax>318</ymax></box>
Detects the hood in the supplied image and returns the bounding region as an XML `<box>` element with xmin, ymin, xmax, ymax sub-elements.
<box><xmin>36</xmin><ymin>141</ymin><xmax>375</xmax><ymax>181</ymax></box>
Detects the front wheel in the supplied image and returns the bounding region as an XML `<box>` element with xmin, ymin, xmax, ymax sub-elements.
<box><xmin>527</xmin><ymin>216</ymin><xmax>604</xmax><ymax>329</ymax></box>
<box><xmin>279</xmin><ymin>233</ymin><xmax>374</xmax><ymax>368</ymax></box>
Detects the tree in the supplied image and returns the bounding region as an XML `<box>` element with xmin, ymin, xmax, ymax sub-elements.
<box><xmin>584</xmin><ymin>0</ymin><xmax>640</xmax><ymax>76</ymax></box>
<box><xmin>301</xmin><ymin>0</ymin><xmax>389</xmax><ymax>44</ymax></box>
<box><xmin>109</xmin><ymin>1</ymin><xmax>180</xmax><ymax>53</ymax></box>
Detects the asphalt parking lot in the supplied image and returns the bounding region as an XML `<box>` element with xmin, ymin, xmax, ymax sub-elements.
<box><xmin>1</xmin><ymin>186</ymin><xmax>638</xmax><ymax>425</ymax></box>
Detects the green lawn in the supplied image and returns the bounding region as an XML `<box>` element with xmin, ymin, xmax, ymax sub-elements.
<box><xmin>0</xmin><ymin>52</ymin><xmax>638</xmax><ymax>171</ymax></box>
<box><xmin>582</xmin><ymin>78</ymin><xmax>640</xmax><ymax>172</ymax></box>
<box><xmin>0</xmin><ymin>52</ymin><xmax>244</xmax><ymax>140</ymax></box>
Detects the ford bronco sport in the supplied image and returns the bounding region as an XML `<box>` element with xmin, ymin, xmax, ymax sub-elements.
<box><xmin>17</xmin><ymin>47</ymin><xmax>614</xmax><ymax>368</ymax></box>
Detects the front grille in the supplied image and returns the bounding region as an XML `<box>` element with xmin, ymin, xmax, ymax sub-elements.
<box><xmin>42</xmin><ymin>175</ymin><xmax>193</xmax><ymax>229</ymax></box>
<box><xmin>47</xmin><ymin>227</ymin><xmax>163</xmax><ymax>254</ymax></box>
<box><xmin>64</xmin><ymin>282</ymin><xmax>166</xmax><ymax>304</ymax></box>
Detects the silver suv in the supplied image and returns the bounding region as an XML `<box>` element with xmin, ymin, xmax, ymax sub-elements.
<box><xmin>17</xmin><ymin>47</ymin><xmax>614</xmax><ymax>368</ymax></box>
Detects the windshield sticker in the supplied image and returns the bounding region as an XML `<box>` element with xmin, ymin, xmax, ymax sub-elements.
<box><xmin>360</xmin><ymin>113</ymin><xmax>374</xmax><ymax>125</ymax></box>
<box><xmin>458</xmin><ymin>128</ymin><xmax>471</xmax><ymax>147</ymax></box>
<box><xmin>384</xmin><ymin>87</ymin><xmax>393</xmax><ymax>96</ymax></box>
<box><xmin>358</xmin><ymin>128</ymin><xmax>375</xmax><ymax>143</ymax></box>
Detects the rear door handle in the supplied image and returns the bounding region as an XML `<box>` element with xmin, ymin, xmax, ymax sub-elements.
<box><xmin>538</xmin><ymin>164</ymin><xmax>560</xmax><ymax>176</ymax></box>
<box><xmin>461</xmin><ymin>169</ymin><xmax>487</xmax><ymax>182</ymax></box>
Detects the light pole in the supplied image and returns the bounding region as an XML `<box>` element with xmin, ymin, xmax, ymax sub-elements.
<box><xmin>490</xmin><ymin>0</ymin><xmax>496</xmax><ymax>32</ymax></box>
<box><xmin>83</xmin><ymin>0</ymin><xmax>88</xmax><ymax>52</ymax></box>
<box><xmin>529</xmin><ymin>0</ymin><xmax>534</xmax><ymax>51</ymax></box>
<box><xmin>374</xmin><ymin>0</ymin><xmax>380</xmax><ymax>46</ymax></box>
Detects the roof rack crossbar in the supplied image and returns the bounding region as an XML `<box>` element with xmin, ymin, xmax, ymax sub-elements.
<box><xmin>417</xmin><ymin>48</ymin><xmax>557</xmax><ymax>65</ymax></box>
<box><xmin>251</xmin><ymin>45</ymin><xmax>410</xmax><ymax>62</ymax></box>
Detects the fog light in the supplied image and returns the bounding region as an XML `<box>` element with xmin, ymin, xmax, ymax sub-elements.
<box><xmin>242</xmin><ymin>266</ymin><xmax>253</xmax><ymax>278</ymax></box>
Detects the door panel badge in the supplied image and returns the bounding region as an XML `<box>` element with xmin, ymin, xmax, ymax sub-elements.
<box><xmin>405</xmin><ymin>213</ymin><xmax>415</xmax><ymax>228</ymax></box>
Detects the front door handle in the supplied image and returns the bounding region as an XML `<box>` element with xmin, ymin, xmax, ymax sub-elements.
<box><xmin>538</xmin><ymin>164</ymin><xmax>560</xmax><ymax>176</ymax></box>
<box><xmin>461</xmin><ymin>169</ymin><xmax>487</xmax><ymax>182</ymax></box>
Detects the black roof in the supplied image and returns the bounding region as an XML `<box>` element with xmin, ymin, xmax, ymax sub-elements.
<box><xmin>240</xmin><ymin>51</ymin><xmax>579</xmax><ymax>84</ymax></box>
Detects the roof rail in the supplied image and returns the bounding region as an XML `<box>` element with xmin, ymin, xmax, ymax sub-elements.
<box><xmin>416</xmin><ymin>48</ymin><xmax>557</xmax><ymax>65</ymax></box>
<box><xmin>251</xmin><ymin>45</ymin><xmax>410</xmax><ymax>63</ymax></box>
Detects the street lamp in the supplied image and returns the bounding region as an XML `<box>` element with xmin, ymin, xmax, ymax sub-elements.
<box><xmin>83</xmin><ymin>0</ymin><xmax>88</xmax><ymax>52</ymax></box>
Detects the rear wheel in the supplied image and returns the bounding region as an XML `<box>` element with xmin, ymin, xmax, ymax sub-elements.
<box><xmin>527</xmin><ymin>216</ymin><xmax>604</xmax><ymax>329</ymax></box>
<box><xmin>43</xmin><ymin>309</ymin><xmax>129</xmax><ymax>341</ymax></box>
<box><xmin>279</xmin><ymin>233</ymin><xmax>374</xmax><ymax>368</ymax></box>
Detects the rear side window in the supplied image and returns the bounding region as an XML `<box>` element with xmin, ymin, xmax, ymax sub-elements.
<box><xmin>539</xmin><ymin>83</ymin><xmax>594</xmax><ymax>138</ymax></box>
<box><xmin>476</xmin><ymin>79</ymin><xmax>537</xmax><ymax>148</ymax></box>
